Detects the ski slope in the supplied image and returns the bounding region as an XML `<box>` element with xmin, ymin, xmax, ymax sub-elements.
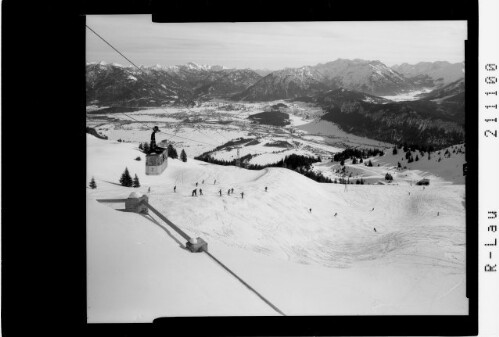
<box><xmin>87</xmin><ymin>197</ymin><xmax>277</xmax><ymax>322</ymax></box>
<box><xmin>312</xmin><ymin>144</ymin><xmax>466</xmax><ymax>185</ymax></box>
<box><xmin>87</xmin><ymin>135</ymin><xmax>467</xmax><ymax>321</ymax></box>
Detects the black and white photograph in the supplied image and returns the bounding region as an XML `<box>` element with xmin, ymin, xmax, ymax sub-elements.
<box><xmin>85</xmin><ymin>17</ymin><xmax>468</xmax><ymax>322</ymax></box>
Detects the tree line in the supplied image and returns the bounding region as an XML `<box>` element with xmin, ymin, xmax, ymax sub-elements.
<box><xmin>195</xmin><ymin>152</ymin><xmax>332</xmax><ymax>183</ymax></box>
<box><xmin>332</xmin><ymin>148</ymin><xmax>384</xmax><ymax>163</ymax></box>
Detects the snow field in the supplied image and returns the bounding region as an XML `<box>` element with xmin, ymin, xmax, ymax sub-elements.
<box><xmin>87</xmin><ymin>122</ymin><xmax>467</xmax><ymax>318</ymax></box>
<box><xmin>87</xmin><ymin>136</ymin><xmax>465</xmax><ymax>270</ymax></box>
<box><xmin>87</xmin><ymin>197</ymin><xmax>278</xmax><ymax>322</ymax></box>
<box><xmin>380</xmin><ymin>87</ymin><xmax>434</xmax><ymax>101</ymax></box>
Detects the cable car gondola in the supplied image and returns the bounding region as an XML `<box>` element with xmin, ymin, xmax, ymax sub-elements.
<box><xmin>145</xmin><ymin>126</ymin><xmax>168</xmax><ymax>175</ymax></box>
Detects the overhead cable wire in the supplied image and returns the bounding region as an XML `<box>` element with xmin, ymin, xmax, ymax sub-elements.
<box><xmin>121</xmin><ymin>112</ymin><xmax>218</xmax><ymax>146</ymax></box>
<box><xmin>86</xmin><ymin>25</ymin><xmax>223</xmax><ymax>147</ymax></box>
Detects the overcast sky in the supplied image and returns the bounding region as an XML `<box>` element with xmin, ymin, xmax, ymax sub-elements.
<box><xmin>86</xmin><ymin>15</ymin><xmax>467</xmax><ymax>70</ymax></box>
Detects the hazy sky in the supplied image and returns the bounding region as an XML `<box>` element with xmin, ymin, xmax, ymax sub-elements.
<box><xmin>86</xmin><ymin>15</ymin><xmax>467</xmax><ymax>70</ymax></box>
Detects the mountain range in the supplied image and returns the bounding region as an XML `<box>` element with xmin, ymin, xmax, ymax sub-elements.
<box><xmin>86</xmin><ymin>59</ymin><xmax>465</xmax><ymax>148</ymax></box>
<box><xmin>86</xmin><ymin>59</ymin><xmax>464</xmax><ymax>105</ymax></box>
<box><xmin>232</xmin><ymin>67</ymin><xmax>327</xmax><ymax>101</ymax></box>
<box><xmin>314</xmin><ymin>84</ymin><xmax>464</xmax><ymax>148</ymax></box>
<box><xmin>392</xmin><ymin>61</ymin><xmax>464</xmax><ymax>87</ymax></box>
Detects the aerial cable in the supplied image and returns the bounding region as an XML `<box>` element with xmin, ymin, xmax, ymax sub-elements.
<box><xmin>86</xmin><ymin>25</ymin><xmax>222</xmax><ymax>147</ymax></box>
<box><xmin>86</xmin><ymin>25</ymin><xmax>143</xmax><ymax>71</ymax></box>
<box><xmin>120</xmin><ymin>112</ymin><xmax>218</xmax><ymax>146</ymax></box>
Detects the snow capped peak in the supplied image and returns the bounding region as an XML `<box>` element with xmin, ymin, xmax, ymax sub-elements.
<box><xmin>185</xmin><ymin>62</ymin><xmax>227</xmax><ymax>71</ymax></box>
<box><xmin>186</xmin><ymin>62</ymin><xmax>207</xmax><ymax>70</ymax></box>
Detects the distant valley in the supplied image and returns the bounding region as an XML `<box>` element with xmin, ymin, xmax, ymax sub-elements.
<box><xmin>86</xmin><ymin>59</ymin><xmax>465</xmax><ymax>149</ymax></box>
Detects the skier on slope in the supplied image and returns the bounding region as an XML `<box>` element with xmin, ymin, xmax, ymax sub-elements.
<box><xmin>219</xmin><ymin>189</ymin><xmax>222</xmax><ymax>196</ymax></box>
<box><xmin>192</xmin><ymin>189</ymin><xmax>197</xmax><ymax>197</ymax></box>
<box><xmin>199</xmin><ymin>189</ymin><xmax>203</xmax><ymax>196</ymax></box>
<box><xmin>241</xmin><ymin>192</ymin><xmax>244</xmax><ymax>199</ymax></box>
<box><xmin>174</xmin><ymin>186</ymin><xmax>176</xmax><ymax>193</ymax></box>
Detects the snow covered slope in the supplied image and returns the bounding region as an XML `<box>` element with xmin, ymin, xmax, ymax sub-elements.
<box><xmin>313</xmin><ymin>144</ymin><xmax>466</xmax><ymax>185</ymax></box>
<box><xmin>87</xmin><ymin>197</ymin><xmax>278</xmax><ymax>322</ymax></box>
<box><xmin>87</xmin><ymin>134</ymin><xmax>467</xmax><ymax>320</ymax></box>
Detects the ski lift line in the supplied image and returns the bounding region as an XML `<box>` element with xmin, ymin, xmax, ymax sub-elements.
<box><xmin>120</xmin><ymin>112</ymin><xmax>218</xmax><ymax>146</ymax></box>
<box><xmin>86</xmin><ymin>25</ymin><xmax>246</xmax><ymax>150</ymax></box>
<box><xmin>143</xmin><ymin>201</ymin><xmax>192</xmax><ymax>241</ymax></box>
<box><xmin>86</xmin><ymin>25</ymin><xmax>144</xmax><ymax>71</ymax></box>
<box><xmin>86</xmin><ymin>25</ymin><xmax>222</xmax><ymax>146</ymax></box>
<box><xmin>145</xmin><ymin>195</ymin><xmax>284</xmax><ymax>316</ymax></box>
<box><xmin>86</xmin><ymin>25</ymin><xmax>178</xmax><ymax>87</ymax></box>
<box><xmin>203</xmin><ymin>250</ymin><xmax>286</xmax><ymax>316</ymax></box>
<box><xmin>96</xmin><ymin>198</ymin><xmax>128</xmax><ymax>203</ymax></box>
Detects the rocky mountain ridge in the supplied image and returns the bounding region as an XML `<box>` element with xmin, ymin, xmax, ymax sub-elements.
<box><xmin>86</xmin><ymin>59</ymin><xmax>464</xmax><ymax>105</ymax></box>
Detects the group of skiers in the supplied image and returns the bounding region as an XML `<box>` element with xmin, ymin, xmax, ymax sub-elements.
<box><xmin>167</xmin><ymin>180</ymin><xmax>270</xmax><ymax>200</ymax></box>
<box><xmin>184</xmin><ymin>181</ymin><xmax>252</xmax><ymax>199</ymax></box>
<box><xmin>191</xmin><ymin>188</ymin><xmax>204</xmax><ymax>196</ymax></box>
<box><xmin>153</xmin><ymin>178</ymin><xmax>440</xmax><ymax>235</ymax></box>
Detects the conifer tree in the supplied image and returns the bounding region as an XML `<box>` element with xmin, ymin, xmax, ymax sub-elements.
<box><xmin>352</xmin><ymin>157</ymin><xmax>358</xmax><ymax>164</ymax></box>
<box><xmin>180</xmin><ymin>149</ymin><xmax>187</xmax><ymax>162</ymax></box>
<box><xmin>89</xmin><ymin>177</ymin><xmax>97</xmax><ymax>189</ymax></box>
<box><xmin>120</xmin><ymin>168</ymin><xmax>133</xmax><ymax>187</ymax></box>
<box><xmin>132</xmin><ymin>174</ymin><xmax>141</xmax><ymax>188</ymax></box>
<box><xmin>340</xmin><ymin>159</ymin><xmax>345</xmax><ymax>166</ymax></box>
<box><xmin>168</xmin><ymin>144</ymin><xmax>178</xmax><ymax>159</ymax></box>
<box><xmin>393</xmin><ymin>146</ymin><xmax>398</xmax><ymax>155</ymax></box>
